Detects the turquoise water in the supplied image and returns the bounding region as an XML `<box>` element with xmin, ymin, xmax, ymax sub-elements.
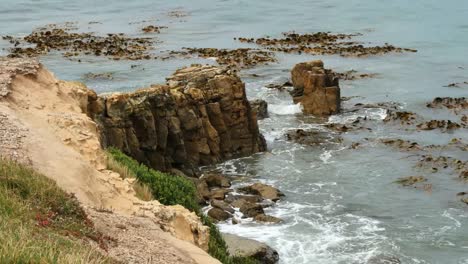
<box><xmin>1</xmin><ymin>1</ymin><xmax>468</xmax><ymax>263</ymax></box>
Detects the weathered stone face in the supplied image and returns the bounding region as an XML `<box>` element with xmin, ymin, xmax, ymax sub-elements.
<box><xmin>290</xmin><ymin>60</ymin><xmax>341</xmax><ymax>116</ymax></box>
<box><xmin>88</xmin><ymin>65</ymin><xmax>266</xmax><ymax>175</ymax></box>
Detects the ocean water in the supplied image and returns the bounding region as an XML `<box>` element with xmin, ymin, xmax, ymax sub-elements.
<box><xmin>1</xmin><ymin>1</ymin><xmax>468</xmax><ymax>263</ymax></box>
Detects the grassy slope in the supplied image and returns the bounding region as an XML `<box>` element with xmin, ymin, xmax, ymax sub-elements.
<box><xmin>106</xmin><ymin>148</ymin><xmax>258</xmax><ymax>264</ymax></box>
<box><xmin>0</xmin><ymin>159</ymin><xmax>113</xmax><ymax>264</ymax></box>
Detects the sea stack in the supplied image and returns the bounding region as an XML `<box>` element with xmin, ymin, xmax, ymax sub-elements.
<box><xmin>290</xmin><ymin>60</ymin><xmax>341</xmax><ymax>116</ymax></box>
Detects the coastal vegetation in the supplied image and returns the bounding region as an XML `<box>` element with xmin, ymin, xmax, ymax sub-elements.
<box><xmin>106</xmin><ymin>148</ymin><xmax>258</xmax><ymax>264</ymax></box>
<box><xmin>0</xmin><ymin>159</ymin><xmax>113</xmax><ymax>264</ymax></box>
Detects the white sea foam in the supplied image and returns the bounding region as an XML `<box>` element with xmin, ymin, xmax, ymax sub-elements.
<box><xmin>319</xmin><ymin>150</ymin><xmax>333</xmax><ymax>164</ymax></box>
<box><xmin>328</xmin><ymin>108</ymin><xmax>388</xmax><ymax>124</ymax></box>
<box><xmin>269</xmin><ymin>103</ymin><xmax>302</xmax><ymax>115</ymax></box>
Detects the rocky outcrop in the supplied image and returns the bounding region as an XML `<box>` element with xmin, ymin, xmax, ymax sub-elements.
<box><xmin>222</xmin><ymin>233</ymin><xmax>279</xmax><ymax>264</ymax></box>
<box><xmin>88</xmin><ymin>65</ymin><xmax>266</xmax><ymax>174</ymax></box>
<box><xmin>290</xmin><ymin>60</ymin><xmax>341</xmax><ymax>116</ymax></box>
<box><xmin>0</xmin><ymin>57</ymin><xmax>219</xmax><ymax>263</ymax></box>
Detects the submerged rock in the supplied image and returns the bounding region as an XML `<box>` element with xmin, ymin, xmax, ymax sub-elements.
<box><xmin>89</xmin><ymin>65</ymin><xmax>266</xmax><ymax>173</ymax></box>
<box><xmin>222</xmin><ymin>233</ymin><xmax>279</xmax><ymax>264</ymax></box>
<box><xmin>238</xmin><ymin>183</ymin><xmax>285</xmax><ymax>202</ymax></box>
<box><xmin>290</xmin><ymin>60</ymin><xmax>341</xmax><ymax>116</ymax></box>
<box><xmin>394</xmin><ymin>176</ymin><xmax>427</xmax><ymax>186</ymax></box>
<box><xmin>367</xmin><ymin>255</ymin><xmax>401</xmax><ymax>264</ymax></box>
<box><xmin>286</xmin><ymin>128</ymin><xmax>341</xmax><ymax>145</ymax></box>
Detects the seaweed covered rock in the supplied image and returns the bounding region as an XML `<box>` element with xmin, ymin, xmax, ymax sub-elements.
<box><xmin>290</xmin><ymin>60</ymin><xmax>340</xmax><ymax>116</ymax></box>
<box><xmin>89</xmin><ymin>65</ymin><xmax>267</xmax><ymax>174</ymax></box>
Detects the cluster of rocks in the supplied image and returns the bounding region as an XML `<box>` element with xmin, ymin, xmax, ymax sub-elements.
<box><xmin>171</xmin><ymin>48</ymin><xmax>276</xmax><ymax>69</ymax></box>
<box><xmin>384</xmin><ymin>114</ymin><xmax>464</xmax><ymax>132</ymax></box>
<box><xmin>197</xmin><ymin>174</ymin><xmax>284</xmax><ymax>224</ymax></box>
<box><xmin>380</xmin><ymin>139</ymin><xmax>422</xmax><ymax>152</ymax></box>
<box><xmin>383</xmin><ymin>111</ymin><xmax>420</xmax><ymax>125</ymax></box>
<box><xmin>426</xmin><ymin>97</ymin><xmax>467</xmax><ymax>114</ymax></box>
<box><xmin>290</xmin><ymin>60</ymin><xmax>341</xmax><ymax>116</ymax></box>
<box><xmin>286</xmin><ymin>128</ymin><xmax>342</xmax><ymax>145</ymax></box>
<box><xmin>238</xmin><ymin>32</ymin><xmax>417</xmax><ymax>57</ymax></box>
<box><xmin>4</xmin><ymin>27</ymin><xmax>154</xmax><ymax>60</ymax></box>
<box><xmin>415</xmin><ymin>155</ymin><xmax>467</xmax><ymax>179</ymax></box>
<box><xmin>141</xmin><ymin>25</ymin><xmax>168</xmax><ymax>34</ymax></box>
<box><xmin>86</xmin><ymin>64</ymin><xmax>266</xmax><ymax>175</ymax></box>
<box><xmin>416</xmin><ymin>119</ymin><xmax>464</xmax><ymax>131</ymax></box>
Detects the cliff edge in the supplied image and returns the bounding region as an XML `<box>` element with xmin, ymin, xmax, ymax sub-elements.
<box><xmin>0</xmin><ymin>57</ymin><xmax>221</xmax><ymax>264</ymax></box>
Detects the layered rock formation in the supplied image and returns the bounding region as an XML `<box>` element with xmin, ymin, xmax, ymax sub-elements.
<box><xmin>290</xmin><ymin>60</ymin><xmax>341</xmax><ymax>116</ymax></box>
<box><xmin>88</xmin><ymin>65</ymin><xmax>266</xmax><ymax>175</ymax></box>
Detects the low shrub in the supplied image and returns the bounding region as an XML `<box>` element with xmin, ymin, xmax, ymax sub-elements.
<box><xmin>106</xmin><ymin>148</ymin><xmax>258</xmax><ymax>264</ymax></box>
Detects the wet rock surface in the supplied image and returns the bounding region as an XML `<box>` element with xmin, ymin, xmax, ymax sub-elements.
<box><xmin>238</xmin><ymin>183</ymin><xmax>285</xmax><ymax>202</ymax></box>
<box><xmin>207</xmin><ymin>207</ymin><xmax>231</xmax><ymax>222</ymax></box>
<box><xmin>290</xmin><ymin>60</ymin><xmax>341</xmax><ymax>116</ymax></box>
<box><xmin>222</xmin><ymin>233</ymin><xmax>279</xmax><ymax>264</ymax></box>
<box><xmin>254</xmin><ymin>214</ymin><xmax>283</xmax><ymax>224</ymax></box>
<box><xmin>88</xmin><ymin>64</ymin><xmax>266</xmax><ymax>173</ymax></box>
<box><xmin>238</xmin><ymin>31</ymin><xmax>417</xmax><ymax>57</ymax></box>
<box><xmin>250</xmin><ymin>99</ymin><xmax>268</xmax><ymax>120</ymax></box>
<box><xmin>239</xmin><ymin>202</ymin><xmax>265</xmax><ymax>218</ymax></box>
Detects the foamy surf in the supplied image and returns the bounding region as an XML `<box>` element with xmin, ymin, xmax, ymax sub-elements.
<box><xmin>269</xmin><ymin>103</ymin><xmax>303</xmax><ymax>115</ymax></box>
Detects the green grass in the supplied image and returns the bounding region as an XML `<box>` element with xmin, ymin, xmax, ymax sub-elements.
<box><xmin>106</xmin><ymin>148</ymin><xmax>259</xmax><ymax>264</ymax></box>
<box><xmin>0</xmin><ymin>159</ymin><xmax>114</xmax><ymax>264</ymax></box>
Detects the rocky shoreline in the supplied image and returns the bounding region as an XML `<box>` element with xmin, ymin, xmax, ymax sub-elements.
<box><xmin>1</xmin><ymin>14</ymin><xmax>467</xmax><ymax>263</ymax></box>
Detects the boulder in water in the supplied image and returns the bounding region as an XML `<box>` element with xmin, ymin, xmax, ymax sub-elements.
<box><xmin>290</xmin><ymin>60</ymin><xmax>340</xmax><ymax>116</ymax></box>
<box><xmin>222</xmin><ymin>233</ymin><xmax>279</xmax><ymax>264</ymax></box>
